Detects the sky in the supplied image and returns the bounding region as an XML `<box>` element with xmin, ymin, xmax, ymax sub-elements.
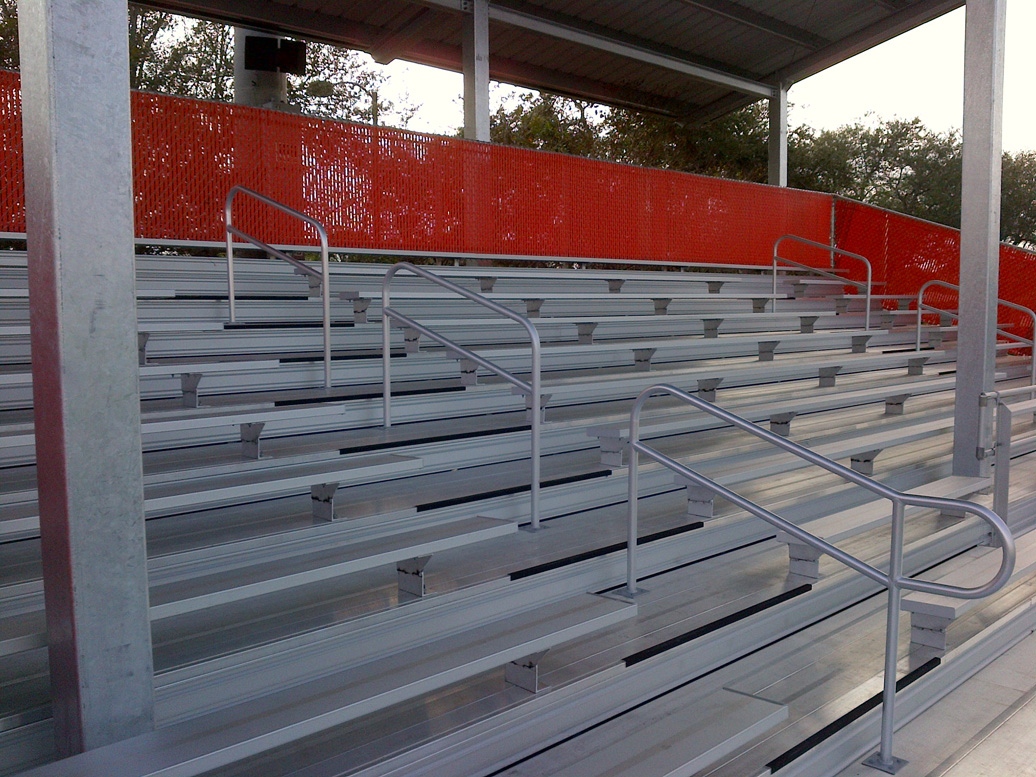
<box><xmin>380</xmin><ymin>4</ymin><xmax>1036</xmax><ymax>153</ymax></box>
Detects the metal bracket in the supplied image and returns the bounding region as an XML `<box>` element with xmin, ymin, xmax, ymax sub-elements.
<box><xmin>652</xmin><ymin>297</ymin><xmax>672</xmax><ymax>315</ymax></box>
<box><xmin>240</xmin><ymin>422</ymin><xmax>266</xmax><ymax>459</ymax></box>
<box><xmin>850</xmin><ymin>450</ymin><xmax>881</xmax><ymax>476</ymax></box>
<box><xmin>403</xmin><ymin>326</ymin><xmax>421</xmax><ymax>354</ymax></box>
<box><xmin>524</xmin><ymin>393</ymin><xmax>550</xmax><ymax>423</ymax></box>
<box><xmin>862</xmin><ymin>753</ymin><xmax>908</xmax><ymax>774</ymax></box>
<box><xmin>397</xmin><ymin>555</ymin><xmax>431</xmax><ymax>598</ymax></box>
<box><xmin>758</xmin><ymin>341</ymin><xmax>779</xmax><ymax>362</ymax></box>
<box><xmin>352</xmin><ymin>297</ymin><xmax>370</xmax><ymax>324</ymax></box>
<box><xmin>633</xmin><ymin>348</ymin><xmax>656</xmax><ymax>371</ymax></box>
<box><xmin>799</xmin><ymin>316</ymin><xmax>818</xmax><ymax>334</ymax></box>
<box><xmin>505</xmin><ymin>649</ymin><xmax>549</xmax><ymax>693</ymax></box>
<box><xmin>684</xmin><ymin>484</ymin><xmax>715</xmax><ymax>520</ymax></box>
<box><xmin>137</xmin><ymin>332</ymin><xmax>149</xmax><ymax>365</ymax></box>
<box><xmin>752</xmin><ymin>297</ymin><xmax>769</xmax><ymax>313</ymax></box>
<box><xmin>769</xmin><ymin>412</ymin><xmax>797</xmax><ymax>437</ymax></box>
<box><xmin>306</xmin><ymin>273</ymin><xmax>322</xmax><ymax>297</ymax></box>
<box><xmin>311</xmin><ymin>482</ymin><xmax>340</xmax><ymax>522</ymax></box>
<box><xmin>907</xmin><ymin>357</ymin><xmax>927</xmax><ymax>376</ymax></box>
<box><xmin>458</xmin><ymin>357</ymin><xmax>479</xmax><ymax>386</ymax></box>
<box><xmin>697</xmin><ymin>378</ymin><xmax>723</xmax><ymax>402</ymax></box>
<box><xmin>523</xmin><ymin>298</ymin><xmax>543</xmax><ymax>318</ymax></box>
<box><xmin>787</xmin><ymin>542</ymin><xmax>822</xmax><ymax>579</ymax></box>
<box><xmin>707</xmin><ymin>280</ymin><xmax>724</xmax><ymax>294</ymax></box>
<box><xmin>479</xmin><ymin>276</ymin><xmax>496</xmax><ymax>293</ymax></box>
<box><xmin>851</xmin><ymin>334</ymin><xmax>872</xmax><ymax>353</ymax></box>
<box><xmin>577</xmin><ymin>322</ymin><xmax>597</xmax><ymax>344</ymax></box>
<box><xmin>598</xmin><ymin>436</ymin><xmax>627</xmax><ymax>467</ymax></box>
<box><xmin>180</xmin><ymin>372</ymin><xmax>202</xmax><ymax>408</ymax></box>
<box><xmin>607</xmin><ymin>278</ymin><xmax>624</xmax><ymax>293</ymax></box>
<box><xmin>885</xmin><ymin>395</ymin><xmax>910</xmax><ymax>416</ymax></box>
<box><xmin>702</xmin><ymin>318</ymin><xmax>722</xmax><ymax>339</ymax></box>
<box><xmin>819</xmin><ymin>365</ymin><xmax>842</xmax><ymax>388</ymax></box>
<box><xmin>976</xmin><ymin>445</ymin><xmax>996</xmax><ymax>461</ymax></box>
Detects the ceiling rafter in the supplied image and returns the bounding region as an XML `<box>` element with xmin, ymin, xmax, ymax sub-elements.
<box><xmin>412</xmin><ymin>0</ymin><xmax>777</xmax><ymax>97</ymax></box>
<box><xmin>673</xmin><ymin>0</ymin><xmax>829</xmax><ymax>50</ymax></box>
<box><xmin>370</xmin><ymin>7</ymin><xmax>443</xmax><ymax>64</ymax></box>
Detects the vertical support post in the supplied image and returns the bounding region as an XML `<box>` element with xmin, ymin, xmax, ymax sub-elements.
<box><xmin>626</xmin><ymin>401</ymin><xmax>641</xmax><ymax>596</ymax></box>
<box><xmin>768</xmin><ymin>84</ymin><xmax>788</xmax><ymax>188</ymax></box>
<box><xmin>864</xmin><ymin>500</ymin><xmax>908</xmax><ymax>774</ymax></box>
<box><xmin>18</xmin><ymin>0</ymin><xmax>154</xmax><ymax>755</ymax></box>
<box><xmin>953</xmin><ymin>0</ymin><xmax>1007</xmax><ymax>478</ymax></box>
<box><xmin>463</xmin><ymin>0</ymin><xmax>490</xmax><ymax>142</ymax></box>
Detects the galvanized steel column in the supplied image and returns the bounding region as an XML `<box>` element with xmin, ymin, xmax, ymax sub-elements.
<box><xmin>768</xmin><ymin>84</ymin><xmax>788</xmax><ymax>187</ymax></box>
<box><xmin>18</xmin><ymin>0</ymin><xmax>153</xmax><ymax>756</ymax></box>
<box><xmin>953</xmin><ymin>0</ymin><xmax>1006</xmax><ymax>477</ymax></box>
<box><xmin>463</xmin><ymin>0</ymin><xmax>491</xmax><ymax>141</ymax></box>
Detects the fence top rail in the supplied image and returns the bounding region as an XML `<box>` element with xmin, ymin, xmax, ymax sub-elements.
<box><xmin>630</xmin><ymin>382</ymin><xmax>1015</xmax><ymax>600</ymax></box>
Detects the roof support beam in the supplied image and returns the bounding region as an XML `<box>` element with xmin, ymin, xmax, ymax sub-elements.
<box><xmin>673</xmin><ymin>0</ymin><xmax>828</xmax><ymax>49</ymax></box>
<box><xmin>768</xmin><ymin>84</ymin><xmax>788</xmax><ymax>187</ymax></box>
<box><xmin>371</xmin><ymin>8</ymin><xmax>440</xmax><ymax>64</ymax></box>
<box><xmin>413</xmin><ymin>0</ymin><xmax>774</xmax><ymax>98</ymax></box>
<box><xmin>19</xmin><ymin>0</ymin><xmax>154</xmax><ymax>755</ymax></box>
<box><xmin>953</xmin><ymin>0</ymin><xmax>1006</xmax><ymax>477</ymax></box>
<box><xmin>463</xmin><ymin>0</ymin><xmax>490</xmax><ymax>141</ymax></box>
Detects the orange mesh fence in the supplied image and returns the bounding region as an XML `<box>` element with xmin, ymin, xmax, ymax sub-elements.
<box><xmin>1</xmin><ymin>71</ymin><xmax>831</xmax><ymax>263</ymax></box>
<box><xmin>835</xmin><ymin>198</ymin><xmax>1036</xmax><ymax>341</ymax></box>
<box><xmin>0</xmin><ymin>71</ymin><xmax>24</xmax><ymax>234</ymax></box>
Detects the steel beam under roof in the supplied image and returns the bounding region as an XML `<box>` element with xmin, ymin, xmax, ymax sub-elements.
<box><xmin>142</xmin><ymin>0</ymin><xmax>964</xmax><ymax>119</ymax></box>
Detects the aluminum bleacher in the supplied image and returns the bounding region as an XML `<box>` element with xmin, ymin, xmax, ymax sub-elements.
<box><xmin>2</xmin><ymin>248</ymin><xmax>1034</xmax><ymax>777</ymax></box>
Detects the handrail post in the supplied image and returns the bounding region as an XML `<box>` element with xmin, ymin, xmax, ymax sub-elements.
<box><xmin>530</xmin><ymin>346</ymin><xmax>542</xmax><ymax>530</ymax></box>
<box><xmin>382</xmin><ymin>273</ymin><xmax>394</xmax><ymax>428</ymax></box>
<box><xmin>224</xmin><ymin>185</ymin><xmax>333</xmax><ymax>388</ymax></box>
<box><xmin>864</xmin><ymin>498</ymin><xmax>908</xmax><ymax>774</ymax></box>
<box><xmin>626</xmin><ymin>396</ymin><xmax>643</xmax><ymax>596</ymax></box>
<box><xmin>225</xmin><ymin>191</ymin><xmax>237</xmax><ymax>323</ymax></box>
<box><xmin>380</xmin><ymin>262</ymin><xmax>542</xmax><ymax>527</ymax></box>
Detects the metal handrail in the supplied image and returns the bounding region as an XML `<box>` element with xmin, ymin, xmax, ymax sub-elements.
<box><xmin>981</xmin><ymin>383</ymin><xmax>1036</xmax><ymax>522</ymax></box>
<box><xmin>382</xmin><ymin>262</ymin><xmax>543</xmax><ymax>529</ymax></box>
<box><xmin>772</xmin><ymin>235</ymin><xmax>873</xmax><ymax>331</ymax></box>
<box><xmin>225</xmin><ymin>185</ymin><xmax>332</xmax><ymax>389</ymax></box>
<box><xmin>626</xmin><ymin>383</ymin><xmax>1014</xmax><ymax>772</ymax></box>
<box><xmin>915</xmin><ymin>279</ymin><xmax>1036</xmax><ymax>387</ymax></box>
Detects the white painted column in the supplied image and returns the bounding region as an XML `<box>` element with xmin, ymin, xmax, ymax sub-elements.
<box><xmin>234</xmin><ymin>28</ymin><xmax>290</xmax><ymax>109</ymax></box>
<box><xmin>953</xmin><ymin>0</ymin><xmax>1007</xmax><ymax>477</ymax></box>
<box><xmin>768</xmin><ymin>84</ymin><xmax>788</xmax><ymax>187</ymax></box>
<box><xmin>18</xmin><ymin>0</ymin><xmax>153</xmax><ymax>756</ymax></box>
<box><xmin>463</xmin><ymin>0</ymin><xmax>490</xmax><ymax>141</ymax></box>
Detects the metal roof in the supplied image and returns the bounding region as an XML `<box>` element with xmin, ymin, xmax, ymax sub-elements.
<box><xmin>142</xmin><ymin>0</ymin><xmax>964</xmax><ymax>120</ymax></box>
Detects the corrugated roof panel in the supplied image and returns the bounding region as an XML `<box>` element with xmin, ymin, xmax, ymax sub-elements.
<box><xmin>146</xmin><ymin>0</ymin><xmax>965</xmax><ymax>120</ymax></box>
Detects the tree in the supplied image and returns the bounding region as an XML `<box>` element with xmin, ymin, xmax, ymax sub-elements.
<box><xmin>0</xmin><ymin>0</ymin><xmax>16</xmax><ymax>71</ymax></box>
<box><xmin>491</xmin><ymin>92</ymin><xmax>605</xmax><ymax>157</ymax></box>
<box><xmin>1001</xmin><ymin>151</ymin><xmax>1036</xmax><ymax>250</ymax></box>
<box><xmin>790</xmin><ymin>118</ymin><xmax>963</xmax><ymax>228</ymax></box>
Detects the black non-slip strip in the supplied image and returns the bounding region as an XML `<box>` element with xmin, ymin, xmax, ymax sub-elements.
<box><xmin>223</xmin><ymin>320</ymin><xmax>353</xmax><ymax>329</ymax></box>
<box><xmin>623</xmin><ymin>584</ymin><xmax>813</xmax><ymax>668</ymax></box>
<box><xmin>417</xmin><ymin>470</ymin><xmax>610</xmax><ymax>512</ymax></box>
<box><xmin>766</xmin><ymin>656</ymin><xmax>941</xmax><ymax>773</ymax></box>
<box><xmin>340</xmin><ymin>425</ymin><xmax>529</xmax><ymax>455</ymax></box>
<box><xmin>173</xmin><ymin>294</ymin><xmax>310</xmax><ymax>301</ymax></box>
<box><xmin>509</xmin><ymin>521</ymin><xmax>704</xmax><ymax>581</ymax></box>
<box><xmin>277</xmin><ymin>352</ymin><xmax>402</xmax><ymax>363</ymax></box>
<box><xmin>271</xmin><ymin>384</ymin><xmax>465</xmax><ymax>406</ymax></box>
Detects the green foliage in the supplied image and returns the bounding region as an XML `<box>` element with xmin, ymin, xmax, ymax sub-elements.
<box><xmin>1001</xmin><ymin>152</ymin><xmax>1036</xmax><ymax>250</ymax></box>
<box><xmin>790</xmin><ymin>118</ymin><xmax>963</xmax><ymax>228</ymax></box>
<box><xmin>0</xmin><ymin>0</ymin><xmax>16</xmax><ymax>70</ymax></box>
